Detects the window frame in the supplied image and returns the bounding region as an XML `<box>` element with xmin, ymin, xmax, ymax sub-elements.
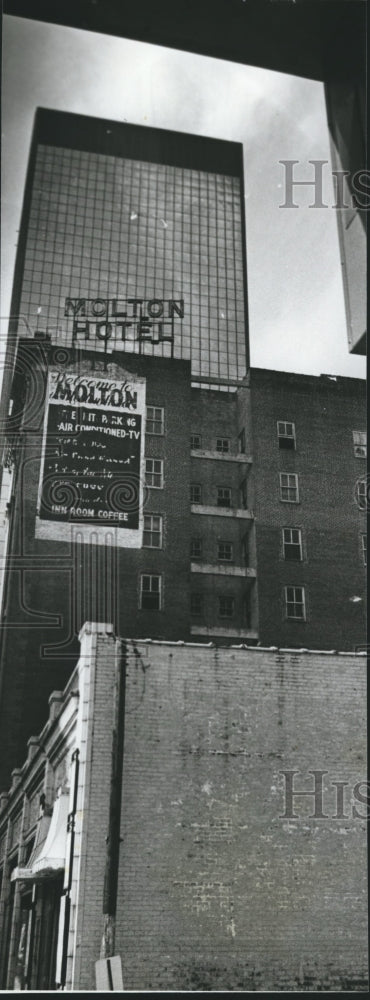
<box><xmin>146</xmin><ymin>405</ymin><xmax>164</xmax><ymax>435</ymax></box>
<box><xmin>353</xmin><ymin>430</ymin><xmax>367</xmax><ymax>458</ymax></box>
<box><xmin>216</xmin><ymin>437</ymin><xmax>230</xmax><ymax>454</ymax></box>
<box><xmin>356</xmin><ymin>479</ymin><xmax>367</xmax><ymax>510</ymax></box>
<box><xmin>217</xmin><ymin>486</ymin><xmax>232</xmax><ymax>508</ymax></box>
<box><xmin>284</xmin><ymin>585</ymin><xmax>306</xmax><ymax>621</ymax></box>
<box><xmin>140</xmin><ymin>574</ymin><xmax>162</xmax><ymax>611</ymax></box>
<box><xmin>190</xmin><ymin>483</ymin><xmax>202</xmax><ymax>504</ymax></box>
<box><xmin>279</xmin><ymin>472</ymin><xmax>299</xmax><ymax>503</ymax></box>
<box><xmin>277</xmin><ymin>420</ymin><xmax>296</xmax><ymax>450</ymax></box>
<box><xmin>191</xmin><ymin>537</ymin><xmax>203</xmax><ymax>560</ymax></box>
<box><xmin>218</xmin><ymin>594</ymin><xmax>235</xmax><ymax>619</ymax></box>
<box><xmin>190</xmin><ymin>434</ymin><xmax>202</xmax><ymax>450</ymax></box>
<box><xmin>282</xmin><ymin>527</ymin><xmax>303</xmax><ymax>561</ymax></box>
<box><xmin>217</xmin><ymin>540</ymin><xmax>233</xmax><ymax>562</ymax></box>
<box><xmin>143</xmin><ymin>513</ymin><xmax>163</xmax><ymax>549</ymax></box>
<box><xmin>190</xmin><ymin>592</ymin><xmax>204</xmax><ymax>617</ymax></box>
<box><xmin>145</xmin><ymin>457</ymin><xmax>164</xmax><ymax>489</ymax></box>
<box><xmin>361</xmin><ymin>533</ymin><xmax>367</xmax><ymax>566</ymax></box>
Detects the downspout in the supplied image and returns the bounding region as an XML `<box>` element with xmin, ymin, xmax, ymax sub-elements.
<box><xmin>100</xmin><ymin>640</ymin><xmax>127</xmax><ymax>959</ymax></box>
<box><xmin>60</xmin><ymin>747</ymin><xmax>79</xmax><ymax>989</ymax></box>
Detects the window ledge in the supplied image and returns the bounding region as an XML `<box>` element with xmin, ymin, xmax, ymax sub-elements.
<box><xmin>191</xmin><ymin>563</ymin><xmax>256</xmax><ymax>578</ymax></box>
<box><xmin>190</xmin><ymin>626</ymin><xmax>258</xmax><ymax>639</ymax></box>
<box><xmin>191</xmin><ymin>450</ymin><xmax>252</xmax><ymax>463</ymax></box>
<box><xmin>191</xmin><ymin>505</ymin><xmax>253</xmax><ymax>519</ymax></box>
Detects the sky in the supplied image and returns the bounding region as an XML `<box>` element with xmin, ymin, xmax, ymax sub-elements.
<box><xmin>1</xmin><ymin>14</ymin><xmax>366</xmax><ymax>380</ymax></box>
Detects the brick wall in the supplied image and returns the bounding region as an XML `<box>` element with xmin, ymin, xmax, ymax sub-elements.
<box><xmin>247</xmin><ymin>369</ymin><xmax>367</xmax><ymax>650</ymax></box>
<box><xmin>115</xmin><ymin>640</ymin><xmax>367</xmax><ymax>991</ymax></box>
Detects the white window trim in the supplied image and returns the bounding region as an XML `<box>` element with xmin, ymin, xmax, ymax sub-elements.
<box><xmin>140</xmin><ymin>574</ymin><xmax>162</xmax><ymax>610</ymax></box>
<box><xmin>279</xmin><ymin>472</ymin><xmax>299</xmax><ymax>503</ymax></box>
<box><xmin>143</xmin><ymin>514</ymin><xmax>163</xmax><ymax>549</ymax></box>
<box><xmin>145</xmin><ymin>458</ymin><xmax>164</xmax><ymax>489</ymax></box>
<box><xmin>284</xmin><ymin>585</ymin><xmax>306</xmax><ymax>621</ymax></box>
<box><xmin>282</xmin><ymin>527</ymin><xmax>303</xmax><ymax>561</ymax></box>
<box><xmin>146</xmin><ymin>406</ymin><xmax>164</xmax><ymax>435</ymax></box>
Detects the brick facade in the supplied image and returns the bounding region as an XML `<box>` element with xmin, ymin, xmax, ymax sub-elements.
<box><xmin>0</xmin><ymin>630</ymin><xmax>367</xmax><ymax>991</ymax></box>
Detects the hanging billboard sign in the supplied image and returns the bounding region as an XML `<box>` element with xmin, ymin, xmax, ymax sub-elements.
<box><xmin>35</xmin><ymin>370</ymin><xmax>146</xmax><ymax>547</ymax></box>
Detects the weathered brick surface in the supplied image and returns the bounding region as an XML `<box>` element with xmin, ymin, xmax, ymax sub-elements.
<box><xmin>116</xmin><ymin>641</ymin><xmax>367</xmax><ymax>992</ymax></box>
<box><xmin>247</xmin><ymin>369</ymin><xmax>367</xmax><ymax>650</ymax></box>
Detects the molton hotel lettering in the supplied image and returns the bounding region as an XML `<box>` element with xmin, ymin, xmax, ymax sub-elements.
<box><xmin>66</xmin><ymin>296</ymin><xmax>184</xmax><ymax>343</ymax></box>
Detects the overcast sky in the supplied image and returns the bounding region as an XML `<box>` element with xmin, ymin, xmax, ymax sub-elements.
<box><xmin>1</xmin><ymin>14</ymin><xmax>366</xmax><ymax>379</ymax></box>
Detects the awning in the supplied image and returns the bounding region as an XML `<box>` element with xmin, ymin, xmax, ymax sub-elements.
<box><xmin>11</xmin><ymin>789</ymin><xmax>69</xmax><ymax>882</ymax></box>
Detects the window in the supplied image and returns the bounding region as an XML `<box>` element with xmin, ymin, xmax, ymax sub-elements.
<box><xmin>190</xmin><ymin>483</ymin><xmax>202</xmax><ymax>504</ymax></box>
<box><xmin>146</xmin><ymin>406</ymin><xmax>164</xmax><ymax>435</ymax></box>
<box><xmin>140</xmin><ymin>574</ymin><xmax>162</xmax><ymax>610</ymax></box>
<box><xmin>218</xmin><ymin>541</ymin><xmax>233</xmax><ymax>561</ymax></box>
<box><xmin>216</xmin><ymin>438</ymin><xmax>230</xmax><ymax>454</ymax></box>
<box><xmin>282</xmin><ymin>527</ymin><xmax>302</xmax><ymax>561</ymax></box>
<box><xmin>191</xmin><ymin>593</ymin><xmax>203</xmax><ymax>616</ymax></box>
<box><xmin>362</xmin><ymin>534</ymin><xmax>367</xmax><ymax>566</ymax></box>
<box><xmin>217</xmin><ymin>486</ymin><xmax>231</xmax><ymax>507</ymax></box>
<box><xmin>238</xmin><ymin>428</ymin><xmax>246</xmax><ymax>453</ymax></box>
<box><xmin>353</xmin><ymin>430</ymin><xmax>367</xmax><ymax>458</ymax></box>
<box><xmin>191</xmin><ymin>537</ymin><xmax>203</xmax><ymax>560</ymax></box>
<box><xmin>143</xmin><ymin>514</ymin><xmax>162</xmax><ymax>548</ymax></box>
<box><xmin>280</xmin><ymin>472</ymin><xmax>299</xmax><ymax>503</ymax></box>
<box><xmin>145</xmin><ymin>458</ymin><xmax>163</xmax><ymax>488</ymax></box>
<box><xmin>355</xmin><ymin>479</ymin><xmax>367</xmax><ymax>510</ymax></box>
<box><xmin>284</xmin><ymin>586</ymin><xmax>306</xmax><ymax>620</ymax></box>
<box><xmin>219</xmin><ymin>595</ymin><xmax>234</xmax><ymax>619</ymax></box>
<box><xmin>277</xmin><ymin>421</ymin><xmax>296</xmax><ymax>449</ymax></box>
<box><xmin>190</xmin><ymin>434</ymin><xmax>202</xmax><ymax>449</ymax></box>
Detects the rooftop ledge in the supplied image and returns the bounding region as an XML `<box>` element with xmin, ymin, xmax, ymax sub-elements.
<box><xmin>191</xmin><ymin>450</ymin><xmax>252</xmax><ymax>463</ymax></box>
<box><xmin>191</xmin><ymin>505</ymin><xmax>253</xmax><ymax>519</ymax></box>
<box><xmin>191</xmin><ymin>563</ymin><xmax>256</xmax><ymax>578</ymax></box>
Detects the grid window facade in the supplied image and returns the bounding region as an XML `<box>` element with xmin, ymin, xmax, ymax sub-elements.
<box><xmin>17</xmin><ymin>139</ymin><xmax>247</xmax><ymax>381</ymax></box>
<box><xmin>190</xmin><ymin>434</ymin><xmax>202</xmax><ymax>450</ymax></box>
<box><xmin>284</xmin><ymin>586</ymin><xmax>306</xmax><ymax>620</ymax></box>
<box><xmin>217</xmin><ymin>487</ymin><xmax>231</xmax><ymax>507</ymax></box>
<box><xmin>190</xmin><ymin>483</ymin><xmax>202</xmax><ymax>504</ymax></box>
<box><xmin>216</xmin><ymin>438</ymin><xmax>230</xmax><ymax>453</ymax></box>
<box><xmin>218</xmin><ymin>541</ymin><xmax>233</xmax><ymax>561</ymax></box>
<box><xmin>282</xmin><ymin>528</ymin><xmax>302</xmax><ymax>561</ymax></box>
<box><xmin>219</xmin><ymin>595</ymin><xmax>234</xmax><ymax>619</ymax></box>
<box><xmin>145</xmin><ymin>458</ymin><xmax>163</xmax><ymax>488</ymax></box>
<box><xmin>362</xmin><ymin>534</ymin><xmax>367</xmax><ymax>565</ymax></box>
<box><xmin>191</xmin><ymin>538</ymin><xmax>203</xmax><ymax>560</ymax></box>
<box><xmin>146</xmin><ymin>406</ymin><xmax>164</xmax><ymax>435</ymax></box>
<box><xmin>191</xmin><ymin>593</ymin><xmax>203</xmax><ymax>616</ymax></box>
<box><xmin>353</xmin><ymin>430</ymin><xmax>367</xmax><ymax>458</ymax></box>
<box><xmin>280</xmin><ymin>472</ymin><xmax>299</xmax><ymax>503</ymax></box>
<box><xmin>140</xmin><ymin>574</ymin><xmax>162</xmax><ymax>610</ymax></box>
<box><xmin>143</xmin><ymin>514</ymin><xmax>162</xmax><ymax>548</ymax></box>
<box><xmin>277</xmin><ymin>421</ymin><xmax>296</xmax><ymax>449</ymax></box>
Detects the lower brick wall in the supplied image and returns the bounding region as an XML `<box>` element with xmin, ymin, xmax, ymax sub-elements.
<box><xmin>114</xmin><ymin>641</ymin><xmax>367</xmax><ymax>991</ymax></box>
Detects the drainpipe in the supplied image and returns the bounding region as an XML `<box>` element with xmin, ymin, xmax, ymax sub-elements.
<box><xmin>100</xmin><ymin>640</ymin><xmax>126</xmax><ymax>959</ymax></box>
<box><xmin>60</xmin><ymin>747</ymin><xmax>79</xmax><ymax>988</ymax></box>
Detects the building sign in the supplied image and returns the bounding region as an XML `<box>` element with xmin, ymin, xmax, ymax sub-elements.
<box><xmin>35</xmin><ymin>370</ymin><xmax>146</xmax><ymax>547</ymax></box>
<box><xmin>65</xmin><ymin>297</ymin><xmax>184</xmax><ymax>347</ymax></box>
